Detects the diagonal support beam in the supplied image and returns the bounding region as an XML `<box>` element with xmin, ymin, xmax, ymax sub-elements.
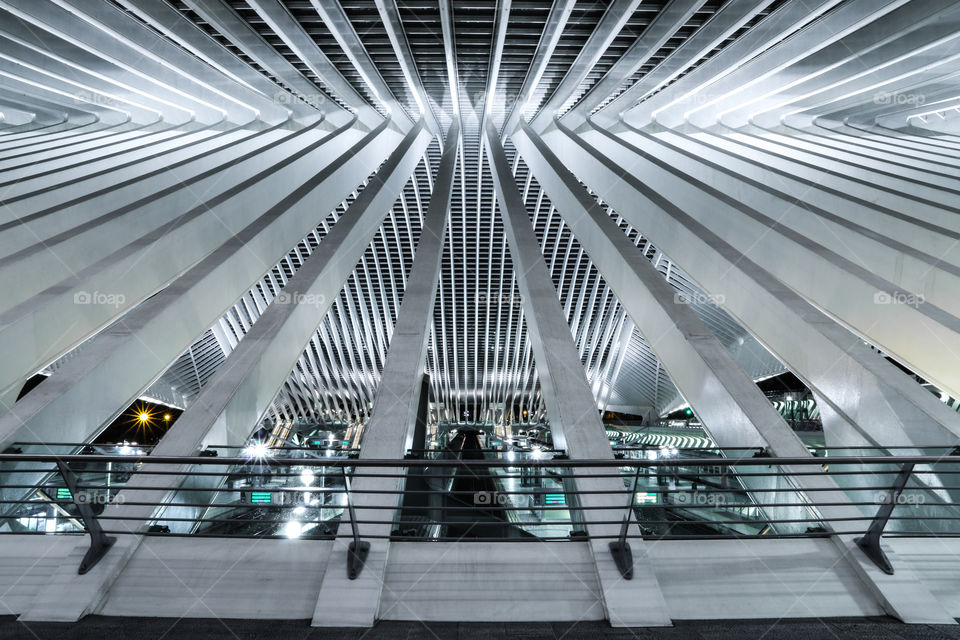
<box><xmin>438</xmin><ymin>0</ymin><xmax>462</xmax><ymax>135</ymax></box>
<box><xmin>513</xmin><ymin>119</ymin><xmax>957</xmax><ymax>589</ymax></box>
<box><xmin>539</xmin><ymin>118</ymin><xmax>957</xmax><ymax>624</ymax></box>
<box><xmin>485</xmin><ymin>121</ymin><xmax>671</xmax><ymax>627</ymax></box>
<box><xmin>590</xmin><ymin>0</ymin><xmax>770</xmax><ymax>127</ymax></box>
<box><xmin>515</xmin><ymin>121</ymin><xmax>774</xmax><ymax>448</ymax></box>
<box><xmin>477</xmin><ymin>0</ymin><xmax>510</xmax><ymax>146</ymax></box>
<box><xmin>562</xmin><ymin>0</ymin><xmax>706</xmax><ymax>129</ymax></box>
<box><xmin>15</xmin><ymin>119</ymin><xmax>431</xmax><ymax>623</ymax></box>
<box><xmin>374</xmin><ymin>0</ymin><xmax>440</xmax><ymax>135</ymax></box>
<box><xmin>185</xmin><ymin>0</ymin><xmax>366</xmax><ymax>126</ymax></box>
<box><xmin>0</xmin><ymin>118</ymin><xmax>386</xmax><ymax>447</ymax></box>
<box><xmin>308</xmin><ymin>0</ymin><xmax>413</xmax><ymax>127</ymax></box>
<box><xmin>163</xmin><ymin>120</ymin><xmax>431</xmax><ymax>452</ymax></box>
<box><xmin>119</xmin><ymin>0</ymin><xmax>320</xmax><ymax>123</ymax></box>
<box><xmin>528</xmin><ymin>0</ymin><xmax>641</xmax><ymax>132</ymax></box>
<box><xmin>502</xmin><ymin>0</ymin><xmax>575</xmax><ymax>136</ymax></box>
<box><xmin>513</xmin><ymin>120</ymin><xmax>814</xmax><ymax>530</ymax></box>
<box><xmin>312</xmin><ymin>122</ymin><xmax>459</xmax><ymax>627</ymax></box>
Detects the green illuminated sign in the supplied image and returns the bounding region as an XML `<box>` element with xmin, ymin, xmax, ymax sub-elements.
<box><xmin>544</xmin><ymin>493</ymin><xmax>566</xmax><ymax>506</ymax></box>
<box><xmin>250</xmin><ymin>492</ymin><xmax>272</xmax><ymax>504</ymax></box>
<box><xmin>636</xmin><ymin>492</ymin><xmax>658</xmax><ymax>504</ymax></box>
<box><xmin>56</xmin><ymin>488</ymin><xmax>72</xmax><ymax>501</ymax></box>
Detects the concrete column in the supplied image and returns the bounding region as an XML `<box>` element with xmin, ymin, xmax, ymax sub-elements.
<box><xmin>0</xmin><ymin>0</ymin><xmax>263</xmax><ymax>125</ymax></box>
<box><xmin>0</xmin><ymin>123</ymin><xmax>215</xmax><ymax>200</ymax></box>
<box><xmin>551</xmin><ymin>119</ymin><xmax>960</xmax><ymax>448</ymax></box>
<box><xmin>169</xmin><ymin>120</ymin><xmax>430</xmax><ymax>452</ymax></box>
<box><xmin>601</xmin><ymin>124</ymin><xmax>960</xmax><ymax>369</ymax></box>
<box><xmin>586</xmin><ymin>0</ymin><xmax>770</xmax><ymax>129</ymax></box>
<box><xmin>184</xmin><ymin>0</ymin><xmax>380</xmax><ymax>128</ymax></box>
<box><xmin>0</xmin><ymin>119</ymin><xmax>396</xmax><ymax>449</ymax></box>
<box><xmin>312</xmin><ymin>124</ymin><xmax>459</xmax><ymax>627</ymax></box>
<box><xmin>485</xmin><ymin>122</ymin><xmax>671</xmax><ymax>627</ymax></box>
<box><xmin>0</xmin><ymin>126</ymin><xmax>294</xmax><ymax>311</ymax></box>
<box><xmin>539</xmin><ymin>119</ymin><xmax>956</xmax><ymax>623</ymax></box>
<box><xmin>16</xmin><ymin>119</ymin><xmax>431</xmax><ymax>623</ymax></box>
<box><xmin>513</xmin><ymin>122</ymin><xmax>809</xmax><ymax>526</ymax></box>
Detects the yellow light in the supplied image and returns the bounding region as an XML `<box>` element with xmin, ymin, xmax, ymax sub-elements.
<box><xmin>127</xmin><ymin>402</ymin><xmax>157</xmax><ymax>437</ymax></box>
<box><xmin>163</xmin><ymin>414</ymin><xmax>172</xmax><ymax>421</ymax></box>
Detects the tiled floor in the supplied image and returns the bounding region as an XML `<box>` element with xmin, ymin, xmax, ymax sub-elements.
<box><xmin>3</xmin><ymin>617</ymin><xmax>960</xmax><ymax>640</ymax></box>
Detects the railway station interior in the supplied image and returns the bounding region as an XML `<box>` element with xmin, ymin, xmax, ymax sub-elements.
<box><xmin>1</xmin><ymin>0</ymin><xmax>960</xmax><ymax>638</ymax></box>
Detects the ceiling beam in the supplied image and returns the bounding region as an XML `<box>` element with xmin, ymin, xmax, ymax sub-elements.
<box><xmin>308</xmin><ymin>0</ymin><xmax>414</xmax><ymax>128</ymax></box>
<box><xmin>528</xmin><ymin>0</ymin><xmax>642</xmax><ymax>132</ymax></box>
<box><xmin>563</xmin><ymin>0</ymin><xmax>707</xmax><ymax>129</ymax></box>
<box><xmin>374</xmin><ymin>0</ymin><xmax>441</xmax><ymax>135</ymax></box>
<box><xmin>502</xmin><ymin>0</ymin><xmax>576</xmax><ymax>136</ymax></box>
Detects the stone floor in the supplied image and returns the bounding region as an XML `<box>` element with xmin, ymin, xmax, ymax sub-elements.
<box><xmin>3</xmin><ymin>617</ymin><xmax>960</xmax><ymax>639</ymax></box>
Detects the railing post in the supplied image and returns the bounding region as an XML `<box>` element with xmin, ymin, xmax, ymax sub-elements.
<box><xmin>56</xmin><ymin>459</ymin><xmax>116</xmax><ymax>574</ymax></box>
<box><xmin>342</xmin><ymin>467</ymin><xmax>369</xmax><ymax>580</ymax></box>
<box><xmin>609</xmin><ymin>466</ymin><xmax>641</xmax><ymax>580</ymax></box>
<box><xmin>855</xmin><ymin>462</ymin><xmax>915</xmax><ymax>575</ymax></box>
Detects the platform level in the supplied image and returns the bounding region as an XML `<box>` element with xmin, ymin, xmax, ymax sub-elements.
<box><xmin>1</xmin><ymin>536</ymin><xmax>958</xmax><ymax>623</ymax></box>
<box><xmin>3</xmin><ymin>616</ymin><xmax>960</xmax><ymax>640</ymax></box>
<box><xmin>3</xmin><ymin>453</ymin><xmax>960</xmax><ymax>625</ymax></box>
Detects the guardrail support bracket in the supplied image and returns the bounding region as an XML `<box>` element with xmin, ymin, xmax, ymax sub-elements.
<box><xmin>609</xmin><ymin>540</ymin><xmax>633</xmax><ymax>579</ymax></box>
<box><xmin>855</xmin><ymin>462</ymin><xmax>915</xmax><ymax>575</ymax></box>
<box><xmin>342</xmin><ymin>468</ymin><xmax>368</xmax><ymax>579</ymax></box>
<box><xmin>609</xmin><ymin>514</ymin><xmax>634</xmax><ymax>579</ymax></box>
<box><xmin>56</xmin><ymin>460</ymin><xmax>116</xmax><ymax>574</ymax></box>
<box><xmin>348</xmin><ymin>540</ymin><xmax>370</xmax><ymax>580</ymax></box>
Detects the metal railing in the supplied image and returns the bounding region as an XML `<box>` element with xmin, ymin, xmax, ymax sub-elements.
<box><xmin>2</xmin><ymin>452</ymin><xmax>959</xmax><ymax>578</ymax></box>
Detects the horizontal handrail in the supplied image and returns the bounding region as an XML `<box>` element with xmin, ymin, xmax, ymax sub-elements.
<box><xmin>3</xmin><ymin>502</ymin><xmax>955</xmax><ymax>515</ymax></box>
<box><xmin>2</xmin><ymin>452</ymin><xmax>959</xmax><ymax>467</ymax></box>
<box><xmin>13</xmin><ymin>442</ymin><xmax>954</xmax><ymax>452</ymax></box>
<box><xmin>4</xmin><ymin>468</ymin><xmax>958</xmax><ymax>481</ymax></box>
<box><xmin>4</xmin><ymin>450</ymin><xmax>959</xmax><ymax>579</ymax></box>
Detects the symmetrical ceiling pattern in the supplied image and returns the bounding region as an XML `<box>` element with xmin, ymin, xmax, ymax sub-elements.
<box><xmin>8</xmin><ymin>3</ymin><xmax>960</xmax><ymax>630</ymax></box>
<box><xmin>2</xmin><ymin>0</ymin><xmax>960</xmax><ymax>460</ymax></box>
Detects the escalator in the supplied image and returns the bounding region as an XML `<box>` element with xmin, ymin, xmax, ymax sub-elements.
<box><xmin>393</xmin><ymin>429</ymin><xmax>533</xmax><ymax>540</ymax></box>
<box><xmin>632</xmin><ymin>451</ymin><xmax>772</xmax><ymax>537</ymax></box>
